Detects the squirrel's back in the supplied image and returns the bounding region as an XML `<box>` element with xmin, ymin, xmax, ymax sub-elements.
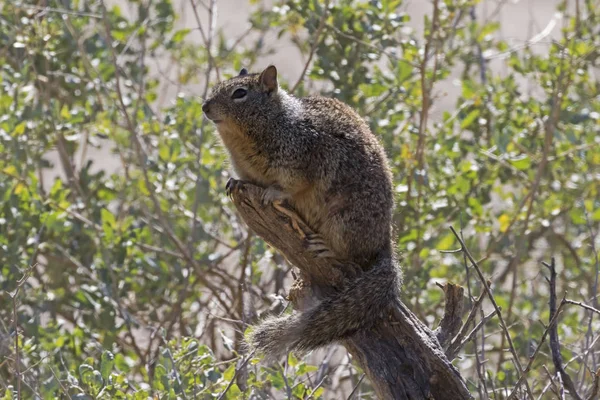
<box><xmin>293</xmin><ymin>95</ymin><xmax>394</xmax><ymax>264</ymax></box>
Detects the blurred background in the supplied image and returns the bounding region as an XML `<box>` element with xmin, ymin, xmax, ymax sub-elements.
<box><xmin>1</xmin><ymin>0</ymin><xmax>599</xmax><ymax>398</ymax></box>
<box><xmin>47</xmin><ymin>0</ymin><xmax>566</xmax><ymax>178</ymax></box>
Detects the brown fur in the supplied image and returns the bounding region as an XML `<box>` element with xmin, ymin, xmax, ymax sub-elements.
<box><xmin>202</xmin><ymin>65</ymin><xmax>401</xmax><ymax>361</ymax></box>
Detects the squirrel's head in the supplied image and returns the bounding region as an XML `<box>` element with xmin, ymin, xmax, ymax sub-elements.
<box><xmin>202</xmin><ymin>65</ymin><xmax>283</xmax><ymax>132</ymax></box>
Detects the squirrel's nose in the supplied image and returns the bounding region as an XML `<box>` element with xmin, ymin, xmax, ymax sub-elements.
<box><xmin>202</xmin><ymin>101</ymin><xmax>210</xmax><ymax>114</ymax></box>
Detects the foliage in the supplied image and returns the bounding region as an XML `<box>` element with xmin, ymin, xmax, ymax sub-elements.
<box><xmin>0</xmin><ymin>0</ymin><xmax>599</xmax><ymax>398</ymax></box>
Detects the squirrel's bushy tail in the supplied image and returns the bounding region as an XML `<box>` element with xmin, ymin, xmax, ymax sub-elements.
<box><xmin>248</xmin><ymin>253</ymin><xmax>400</xmax><ymax>361</ymax></box>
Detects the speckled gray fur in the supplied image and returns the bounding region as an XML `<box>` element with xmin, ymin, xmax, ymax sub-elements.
<box><xmin>203</xmin><ymin>65</ymin><xmax>401</xmax><ymax>361</ymax></box>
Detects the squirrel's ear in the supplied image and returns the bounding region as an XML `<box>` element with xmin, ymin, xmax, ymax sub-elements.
<box><xmin>259</xmin><ymin>65</ymin><xmax>278</xmax><ymax>94</ymax></box>
<box><xmin>239</xmin><ymin>68</ymin><xmax>248</xmax><ymax>76</ymax></box>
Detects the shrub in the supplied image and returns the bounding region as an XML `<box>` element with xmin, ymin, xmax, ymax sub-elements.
<box><xmin>1</xmin><ymin>0</ymin><xmax>598</xmax><ymax>398</ymax></box>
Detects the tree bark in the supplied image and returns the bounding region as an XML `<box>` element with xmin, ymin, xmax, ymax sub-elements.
<box><xmin>227</xmin><ymin>179</ymin><xmax>472</xmax><ymax>399</ymax></box>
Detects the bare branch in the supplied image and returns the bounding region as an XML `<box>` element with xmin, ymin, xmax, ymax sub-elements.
<box><xmin>564</xmin><ymin>300</ymin><xmax>600</xmax><ymax>317</ymax></box>
<box><xmin>290</xmin><ymin>1</ymin><xmax>330</xmax><ymax>94</ymax></box>
<box><xmin>6</xmin><ymin>264</ymin><xmax>36</xmax><ymax>399</ymax></box>
<box><xmin>229</xmin><ymin>180</ymin><xmax>472</xmax><ymax>399</ymax></box>
<box><xmin>453</xmin><ymin>310</ymin><xmax>497</xmax><ymax>355</ymax></box>
<box><xmin>449</xmin><ymin>226</ymin><xmax>533</xmax><ymax>400</ymax></box>
<box><xmin>434</xmin><ymin>282</ymin><xmax>465</xmax><ymax>349</ymax></box>
<box><xmin>347</xmin><ymin>374</ymin><xmax>366</xmax><ymax>400</ymax></box>
<box><xmin>588</xmin><ymin>369</ymin><xmax>600</xmax><ymax>400</ymax></box>
<box><xmin>447</xmin><ymin>290</ymin><xmax>486</xmax><ymax>359</ymax></box>
<box><xmin>543</xmin><ymin>258</ymin><xmax>584</xmax><ymax>400</ymax></box>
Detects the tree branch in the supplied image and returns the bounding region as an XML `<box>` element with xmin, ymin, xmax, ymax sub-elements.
<box><xmin>227</xmin><ymin>179</ymin><xmax>472</xmax><ymax>399</ymax></box>
<box><xmin>434</xmin><ymin>282</ymin><xmax>465</xmax><ymax>349</ymax></box>
<box><xmin>449</xmin><ymin>226</ymin><xmax>534</xmax><ymax>399</ymax></box>
<box><xmin>544</xmin><ymin>258</ymin><xmax>584</xmax><ymax>400</ymax></box>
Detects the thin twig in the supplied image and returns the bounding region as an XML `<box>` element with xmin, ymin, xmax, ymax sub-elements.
<box><xmin>48</xmin><ymin>365</ymin><xmax>73</xmax><ymax>400</ymax></box>
<box><xmin>458</xmin><ymin>215</ymin><xmax>486</xmax><ymax>398</ymax></box>
<box><xmin>449</xmin><ymin>226</ymin><xmax>534</xmax><ymax>400</ymax></box>
<box><xmin>564</xmin><ymin>300</ymin><xmax>600</xmax><ymax>317</ymax></box>
<box><xmin>582</xmin><ymin>200</ymin><xmax>600</xmax><ymax>384</ymax></box>
<box><xmin>99</xmin><ymin>0</ymin><xmax>229</xmax><ymax>312</ymax></box>
<box><xmin>540</xmin><ymin>365</ymin><xmax>563</xmax><ymax>400</ymax></box>
<box><xmin>189</xmin><ymin>0</ymin><xmax>219</xmax><ymax>248</ymax></box>
<box><xmin>506</xmin><ymin>296</ymin><xmax>567</xmax><ymax>400</ymax></box>
<box><xmin>588</xmin><ymin>369</ymin><xmax>600</xmax><ymax>400</ymax></box>
<box><xmin>327</xmin><ymin>24</ymin><xmax>418</xmax><ymax>68</ymax></box>
<box><xmin>494</xmin><ymin>32</ymin><xmax>572</xmax><ymax>370</ymax></box>
<box><xmin>12</xmin><ymin>294</ymin><xmax>21</xmax><ymax>399</ymax></box>
<box><xmin>447</xmin><ymin>290</ymin><xmax>486</xmax><ymax>359</ymax></box>
<box><xmin>543</xmin><ymin>258</ymin><xmax>584</xmax><ymax>400</ymax></box>
<box><xmin>216</xmin><ymin>350</ymin><xmax>256</xmax><ymax>400</ymax></box>
<box><xmin>347</xmin><ymin>374</ymin><xmax>366</xmax><ymax>400</ymax></box>
<box><xmin>408</xmin><ymin>0</ymin><xmax>441</xmax><ymax>277</ymax></box>
<box><xmin>281</xmin><ymin>357</ymin><xmax>292</xmax><ymax>400</ymax></box>
<box><xmin>15</xmin><ymin>4</ymin><xmax>102</xmax><ymax>18</ymax></box>
<box><xmin>290</xmin><ymin>1</ymin><xmax>330</xmax><ymax>93</ymax></box>
<box><xmin>6</xmin><ymin>265</ymin><xmax>35</xmax><ymax>400</ymax></box>
<box><xmin>305</xmin><ymin>371</ymin><xmax>328</xmax><ymax>400</ymax></box>
<box><xmin>455</xmin><ymin>310</ymin><xmax>497</xmax><ymax>353</ymax></box>
<box><xmin>469</xmin><ymin>6</ymin><xmax>487</xmax><ymax>84</ymax></box>
<box><xmin>483</xmin><ymin>16</ymin><xmax>558</xmax><ymax>60</ymax></box>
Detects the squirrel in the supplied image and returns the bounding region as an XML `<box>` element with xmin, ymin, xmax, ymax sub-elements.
<box><xmin>202</xmin><ymin>65</ymin><xmax>400</xmax><ymax>361</ymax></box>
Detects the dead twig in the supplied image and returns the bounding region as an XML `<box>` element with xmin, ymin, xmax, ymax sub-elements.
<box><xmin>543</xmin><ymin>258</ymin><xmax>584</xmax><ymax>400</ymax></box>
<box><xmin>434</xmin><ymin>282</ymin><xmax>465</xmax><ymax>349</ymax></box>
<box><xmin>347</xmin><ymin>374</ymin><xmax>366</xmax><ymax>400</ymax></box>
<box><xmin>216</xmin><ymin>352</ymin><xmax>256</xmax><ymax>400</ymax></box>
<box><xmin>290</xmin><ymin>0</ymin><xmax>330</xmax><ymax>93</ymax></box>
<box><xmin>99</xmin><ymin>0</ymin><xmax>229</xmax><ymax>312</ymax></box>
<box><xmin>506</xmin><ymin>295</ymin><xmax>567</xmax><ymax>400</ymax></box>
<box><xmin>564</xmin><ymin>300</ymin><xmax>600</xmax><ymax>317</ymax></box>
<box><xmin>453</xmin><ymin>310</ymin><xmax>497</xmax><ymax>355</ymax></box>
<box><xmin>449</xmin><ymin>226</ymin><xmax>534</xmax><ymax>400</ymax></box>
<box><xmin>5</xmin><ymin>264</ymin><xmax>36</xmax><ymax>399</ymax></box>
<box><xmin>447</xmin><ymin>290</ymin><xmax>486</xmax><ymax>359</ymax></box>
<box><xmin>588</xmin><ymin>369</ymin><xmax>600</xmax><ymax>400</ymax></box>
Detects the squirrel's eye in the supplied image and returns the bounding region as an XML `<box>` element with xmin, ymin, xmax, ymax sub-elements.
<box><xmin>232</xmin><ymin>88</ymin><xmax>247</xmax><ymax>100</ymax></box>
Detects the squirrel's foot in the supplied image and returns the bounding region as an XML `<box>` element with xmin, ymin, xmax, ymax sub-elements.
<box><xmin>261</xmin><ymin>185</ymin><xmax>291</xmax><ymax>206</ymax></box>
<box><xmin>305</xmin><ymin>233</ymin><xmax>337</xmax><ymax>259</ymax></box>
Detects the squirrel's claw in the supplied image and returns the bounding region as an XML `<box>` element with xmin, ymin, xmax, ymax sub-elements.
<box><xmin>305</xmin><ymin>233</ymin><xmax>336</xmax><ymax>259</ymax></box>
<box><xmin>226</xmin><ymin>178</ymin><xmax>242</xmax><ymax>199</ymax></box>
<box><xmin>305</xmin><ymin>233</ymin><xmax>327</xmax><ymax>248</ymax></box>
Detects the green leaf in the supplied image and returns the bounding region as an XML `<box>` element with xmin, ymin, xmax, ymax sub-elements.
<box><xmin>460</xmin><ymin>109</ymin><xmax>480</xmax><ymax>129</ymax></box>
<box><xmin>510</xmin><ymin>155</ymin><xmax>531</xmax><ymax>171</ymax></box>
<box><xmin>171</xmin><ymin>28</ymin><xmax>190</xmax><ymax>43</ymax></box>
<box><xmin>101</xmin><ymin>208</ymin><xmax>117</xmax><ymax>242</ymax></box>
<box><xmin>498</xmin><ymin>214</ymin><xmax>511</xmax><ymax>233</ymax></box>
<box><xmin>592</xmin><ymin>208</ymin><xmax>600</xmax><ymax>222</ymax></box>
<box><xmin>100</xmin><ymin>351</ymin><xmax>115</xmax><ymax>381</ymax></box>
<box><xmin>101</xmin><ymin>208</ymin><xmax>116</xmax><ymax>227</ymax></box>
<box><xmin>468</xmin><ymin>197</ymin><xmax>483</xmax><ymax>217</ymax></box>
<box><xmin>12</xmin><ymin>122</ymin><xmax>26</xmax><ymax>136</ymax></box>
<box><xmin>60</xmin><ymin>105</ymin><xmax>71</xmax><ymax>120</ymax></box>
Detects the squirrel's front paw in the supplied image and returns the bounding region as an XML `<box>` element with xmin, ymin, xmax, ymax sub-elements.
<box><xmin>226</xmin><ymin>178</ymin><xmax>245</xmax><ymax>199</ymax></box>
<box><xmin>261</xmin><ymin>185</ymin><xmax>291</xmax><ymax>206</ymax></box>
